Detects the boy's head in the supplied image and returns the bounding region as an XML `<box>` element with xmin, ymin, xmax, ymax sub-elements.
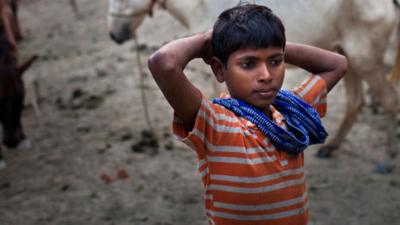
<box><xmin>210</xmin><ymin>4</ymin><xmax>287</xmax><ymax>111</ymax></box>
<box><xmin>212</xmin><ymin>4</ymin><xmax>286</xmax><ymax>65</ymax></box>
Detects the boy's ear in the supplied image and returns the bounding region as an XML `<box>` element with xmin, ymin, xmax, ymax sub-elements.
<box><xmin>210</xmin><ymin>57</ymin><xmax>225</xmax><ymax>83</ymax></box>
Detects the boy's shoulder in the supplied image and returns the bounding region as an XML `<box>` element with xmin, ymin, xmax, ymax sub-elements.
<box><xmin>293</xmin><ymin>75</ymin><xmax>328</xmax><ymax>117</ymax></box>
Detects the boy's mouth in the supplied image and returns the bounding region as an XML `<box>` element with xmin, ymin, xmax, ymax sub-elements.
<box><xmin>253</xmin><ymin>89</ymin><xmax>276</xmax><ymax>98</ymax></box>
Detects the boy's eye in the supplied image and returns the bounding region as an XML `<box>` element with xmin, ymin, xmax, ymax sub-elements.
<box><xmin>270</xmin><ymin>58</ymin><xmax>283</xmax><ymax>66</ymax></box>
<box><xmin>240</xmin><ymin>60</ymin><xmax>255</xmax><ymax>69</ymax></box>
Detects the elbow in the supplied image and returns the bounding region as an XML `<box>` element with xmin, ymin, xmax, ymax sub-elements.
<box><xmin>147</xmin><ymin>50</ymin><xmax>179</xmax><ymax>77</ymax></box>
<box><xmin>336</xmin><ymin>53</ymin><xmax>348</xmax><ymax>78</ymax></box>
<box><xmin>147</xmin><ymin>51</ymin><xmax>162</xmax><ymax>73</ymax></box>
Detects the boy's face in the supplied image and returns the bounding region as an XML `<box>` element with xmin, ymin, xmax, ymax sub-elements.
<box><xmin>215</xmin><ymin>46</ymin><xmax>285</xmax><ymax>112</ymax></box>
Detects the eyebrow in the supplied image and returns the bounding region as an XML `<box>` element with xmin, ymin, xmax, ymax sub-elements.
<box><xmin>238</xmin><ymin>53</ymin><xmax>284</xmax><ymax>61</ymax></box>
<box><xmin>238</xmin><ymin>56</ymin><xmax>258</xmax><ymax>61</ymax></box>
<box><xmin>269</xmin><ymin>53</ymin><xmax>284</xmax><ymax>58</ymax></box>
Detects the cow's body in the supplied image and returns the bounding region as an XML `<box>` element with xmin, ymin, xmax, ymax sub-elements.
<box><xmin>108</xmin><ymin>0</ymin><xmax>400</xmax><ymax>172</ymax></box>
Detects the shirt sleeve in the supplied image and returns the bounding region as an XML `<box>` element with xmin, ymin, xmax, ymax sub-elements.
<box><xmin>172</xmin><ymin>94</ymin><xmax>241</xmax><ymax>159</ymax></box>
<box><xmin>293</xmin><ymin>75</ymin><xmax>328</xmax><ymax>118</ymax></box>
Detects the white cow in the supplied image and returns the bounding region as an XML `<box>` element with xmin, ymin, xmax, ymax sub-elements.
<box><xmin>108</xmin><ymin>0</ymin><xmax>400</xmax><ymax>173</ymax></box>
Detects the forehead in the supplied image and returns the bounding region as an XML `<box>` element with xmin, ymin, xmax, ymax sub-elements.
<box><xmin>229</xmin><ymin>46</ymin><xmax>284</xmax><ymax>60</ymax></box>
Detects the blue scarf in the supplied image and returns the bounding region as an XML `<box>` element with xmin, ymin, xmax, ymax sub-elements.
<box><xmin>212</xmin><ymin>90</ymin><xmax>328</xmax><ymax>154</ymax></box>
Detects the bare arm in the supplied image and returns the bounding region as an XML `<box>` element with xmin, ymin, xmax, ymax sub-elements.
<box><xmin>147</xmin><ymin>32</ymin><xmax>212</xmax><ymax>131</ymax></box>
<box><xmin>285</xmin><ymin>43</ymin><xmax>348</xmax><ymax>92</ymax></box>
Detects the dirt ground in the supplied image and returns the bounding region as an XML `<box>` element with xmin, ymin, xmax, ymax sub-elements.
<box><xmin>1</xmin><ymin>0</ymin><xmax>400</xmax><ymax>225</ymax></box>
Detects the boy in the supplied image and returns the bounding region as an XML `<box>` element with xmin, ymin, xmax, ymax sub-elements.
<box><xmin>148</xmin><ymin>4</ymin><xmax>347</xmax><ymax>225</ymax></box>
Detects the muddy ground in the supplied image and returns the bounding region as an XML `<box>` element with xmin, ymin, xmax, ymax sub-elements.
<box><xmin>1</xmin><ymin>0</ymin><xmax>400</xmax><ymax>225</ymax></box>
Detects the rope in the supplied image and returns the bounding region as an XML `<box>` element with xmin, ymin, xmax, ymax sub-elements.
<box><xmin>134</xmin><ymin>36</ymin><xmax>154</xmax><ymax>132</ymax></box>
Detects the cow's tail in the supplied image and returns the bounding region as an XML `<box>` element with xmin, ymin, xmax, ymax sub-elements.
<box><xmin>387</xmin><ymin>1</ymin><xmax>400</xmax><ymax>83</ymax></box>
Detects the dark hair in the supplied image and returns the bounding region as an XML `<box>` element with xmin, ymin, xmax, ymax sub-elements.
<box><xmin>212</xmin><ymin>4</ymin><xmax>286</xmax><ymax>65</ymax></box>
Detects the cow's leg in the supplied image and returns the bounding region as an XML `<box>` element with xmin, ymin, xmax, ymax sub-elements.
<box><xmin>363</xmin><ymin>62</ymin><xmax>399</xmax><ymax>173</ymax></box>
<box><xmin>340</xmin><ymin>37</ymin><xmax>398</xmax><ymax>172</ymax></box>
<box><xmin>316</xmin><ymin>65</ymin><xmax>364</xmax><ymax>157</ymax></box>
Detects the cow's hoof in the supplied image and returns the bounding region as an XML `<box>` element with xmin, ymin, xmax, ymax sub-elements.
<box><xmin>374</xmin><ymin>163</ymin><xmax>393</xmax><ymax>174</ymax></box>
<box><xmin>315</xmin><ymin>148</ymin><xmax>333</xmax><ymax>158</ymax></box>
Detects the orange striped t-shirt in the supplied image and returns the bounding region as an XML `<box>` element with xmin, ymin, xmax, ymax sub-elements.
<box><xmin>173</xmin><ymin>75</ymin><xmax>327</xmax><ymax>225</ymax></box>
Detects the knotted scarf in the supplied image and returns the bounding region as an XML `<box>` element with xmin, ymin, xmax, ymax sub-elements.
<box><xmin>212</xmin><ymin>90</ymin><xmax>328</xmax><ymax>154</ymax></box>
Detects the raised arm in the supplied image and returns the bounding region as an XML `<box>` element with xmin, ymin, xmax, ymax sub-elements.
<box><xmin>285</xmin><ymin>43</ymin><xmax>348</xmax><ymax>92</ymax></box>
<box><xmin>147</xmin><ymin>32</ymin><xmax>212</xmax><ymax>131</ymax></box>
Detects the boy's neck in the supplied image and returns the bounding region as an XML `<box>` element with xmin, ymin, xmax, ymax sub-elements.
<box><xmin>262</xmin><ymin>105</ymin><xmax>272</xmax><ymax>119</ymax></box>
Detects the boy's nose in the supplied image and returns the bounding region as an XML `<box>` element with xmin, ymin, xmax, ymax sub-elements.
<box><xmin>257</xmin><ymin>65</ymin><xmax>272</xmax><ymax>82</ymax></box>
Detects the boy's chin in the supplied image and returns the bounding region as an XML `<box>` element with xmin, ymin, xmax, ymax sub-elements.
<box><xmin>250</xmin><ymin>101</ymin><xmax>273</xmax><ymax>111</ymax></box>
